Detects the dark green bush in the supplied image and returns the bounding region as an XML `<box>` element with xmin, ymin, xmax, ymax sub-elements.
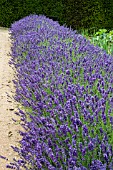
<box><xmin>0</xmin><ymin>0</ymin><xmax>65</xmax><ymax>28</ymax></box>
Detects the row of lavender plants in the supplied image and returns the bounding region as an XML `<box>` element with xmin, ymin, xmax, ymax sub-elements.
<box><xmin>8</xmin><ymin>14</ymin><xmax>113</xmax><ymax>169</ymax></box>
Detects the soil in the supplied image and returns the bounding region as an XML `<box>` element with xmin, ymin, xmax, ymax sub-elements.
<box><xmin>0</xmin><ymin>27</ymin><xmax>23</xmax><ymax>169</ymax></box>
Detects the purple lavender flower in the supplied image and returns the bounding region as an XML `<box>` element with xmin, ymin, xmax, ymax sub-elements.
<box><xmin>88</xmin><ymin>141</ymin><xmax>94</xmax><ymax>151</ymax></box>
<box><xmin>82</xmin><ymin>124</ymin><xmax>88</xmax><ymax>137</ymax></box>
<box><xmin>7</xmin><ymin>14</ymin><xmax>113</xmax><ymax>170</ymax></box>
<box><xmin>90</xmin><ymin>160</ymin><xmax>107</xmax><ymax>170</ymax></box>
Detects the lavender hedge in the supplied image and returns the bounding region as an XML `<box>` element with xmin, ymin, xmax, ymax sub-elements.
<box><xmin>8</xmin><ymin>14</ymin><xmax>113</xmax><ymax>169</ymax></box>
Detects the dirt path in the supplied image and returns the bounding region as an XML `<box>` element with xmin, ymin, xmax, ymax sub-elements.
<box><xmin>0</xmin><ymin>28</ymin><xmax>23</xmax><ymax>169</ymax></box>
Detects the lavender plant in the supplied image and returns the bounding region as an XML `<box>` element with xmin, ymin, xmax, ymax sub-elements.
<box><xmin>7</xmin><ymin>14</ymin><xmax>113</xmax><ymax>169</ymax></box>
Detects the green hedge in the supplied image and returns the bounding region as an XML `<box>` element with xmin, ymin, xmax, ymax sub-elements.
<box><xmin>0</xmin><ymin>0</ymin><xmax>65</xmax><ymax>28</ymax></box>
<box><xmin>1</xmin><ymin>0</ymin><xmax>113</xmax><ymax>33</ymax></box>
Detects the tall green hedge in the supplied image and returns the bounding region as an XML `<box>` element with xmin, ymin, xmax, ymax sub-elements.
<box><xmin>0</xmin><ymin>0</ymin><xmax>65</xmax><ymax>28</ymax></box>
<box><xmin>101</xmin><ymin>0</ymin><xmax>113</xmax><ymax>31</ymax></box>
<box><xmin>0</xmin><ymin>0</ymin><xmax>113</xmax><ymax>33</ymax></box>
<box><xmin>62</xmin><ymin>0</ymin><xmax>107</xmax><ymax>34</ymax></box>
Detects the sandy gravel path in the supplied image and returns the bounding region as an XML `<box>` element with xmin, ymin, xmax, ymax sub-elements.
<box><xmin>0</xmin><ymin>27</ymin><xmax>23</xmax><ymax>169</ymax></box>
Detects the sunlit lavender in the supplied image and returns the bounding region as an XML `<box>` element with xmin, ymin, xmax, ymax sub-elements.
<box><xmin>7</xmin><ymin>14</ymin><xmax>113</xmax><ymax>169</ymax></box>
